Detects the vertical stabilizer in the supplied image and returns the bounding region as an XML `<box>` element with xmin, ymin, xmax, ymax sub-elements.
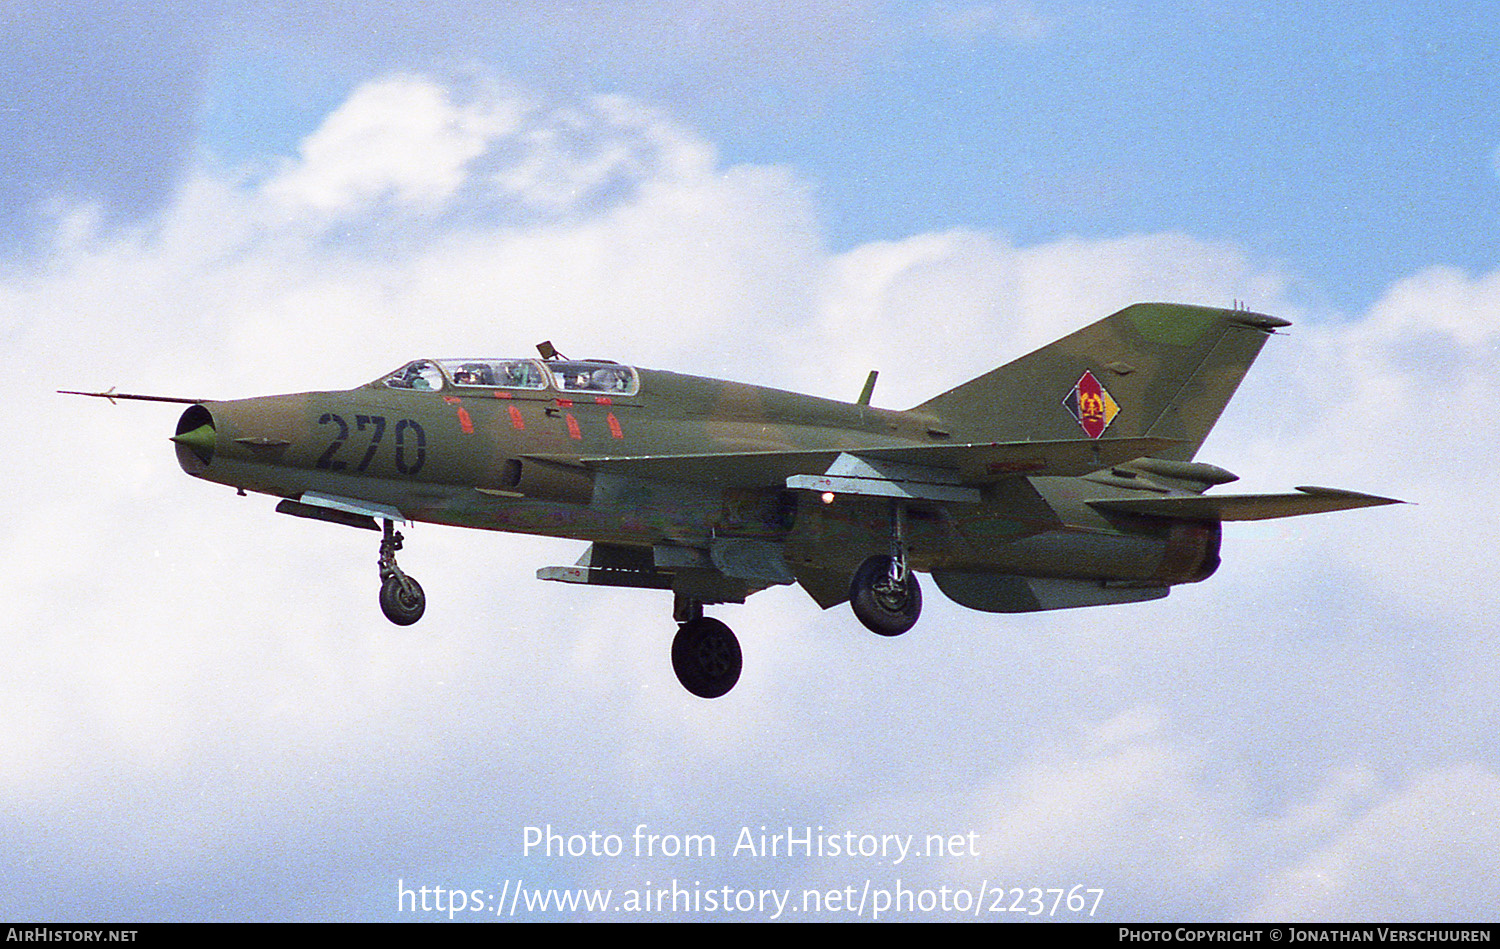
<box><xmin>911</xmin><ymin>303</ymin><xmax>1288</xmax><ymax>462</ymax></box>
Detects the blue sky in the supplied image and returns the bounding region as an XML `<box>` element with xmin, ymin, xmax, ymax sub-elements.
<box><xmin>793</xmin><ymin>5</ymin><xmax>1500</xmax><ymax>305</ymax></box>
<box><xmin>5</xmin><ymin>0</ymin><xmax>1500</xmax><ymax>923</ymax></box>
<box><xmin>16</xmin><ymin>3</ymin><xmax>1500</xmax><ymax>307</ymax></box>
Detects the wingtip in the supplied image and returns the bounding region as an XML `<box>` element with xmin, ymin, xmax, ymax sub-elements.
<box><xmin>1294</xmin><ymin>486</ymin><xmax>1406</xmax><ymax>507</ymax></box>
<box><xmin>1231</xmin><ymin>312</ymin><xmax>1292</xmax><ymax>330</ymax></box>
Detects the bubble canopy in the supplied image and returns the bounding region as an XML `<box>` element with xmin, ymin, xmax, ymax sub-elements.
<box><xmin>372</xmin><ymin>358</ymin><xmax>639</xmax><ymax>396</ymax></box>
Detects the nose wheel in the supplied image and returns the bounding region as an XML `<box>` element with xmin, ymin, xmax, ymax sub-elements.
<box><xmin>378</xmin><ymin>519</ymin><xmax>426</xmax><ymax>625</ymax></box>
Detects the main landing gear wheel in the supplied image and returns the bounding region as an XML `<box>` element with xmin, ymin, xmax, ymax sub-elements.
<box><xmin>377</xmin><ymin>518</ymin><xmax>425</xmax><ymax>626</ymax></box>
<box><xmin>672</xmin><ymin>617</ymin><xmax>742</xmax><ymax>699</ymax></box>
<box><xmin>850</xmin><ymin>554</ymin><xmax>922</xmax><ymax>637</ymax></box>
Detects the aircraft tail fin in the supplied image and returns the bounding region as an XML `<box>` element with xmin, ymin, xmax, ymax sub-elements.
<box><xmin>910</xmin><ymin>303</ymin><xmax>1288</xmax><ymax>462</ymax></box>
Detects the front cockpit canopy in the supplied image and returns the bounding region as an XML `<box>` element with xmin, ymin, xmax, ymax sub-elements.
<box><xmin>373</xmin><ymin>358</ymin><xmax>639</xmax><ymax>396</ymax></box>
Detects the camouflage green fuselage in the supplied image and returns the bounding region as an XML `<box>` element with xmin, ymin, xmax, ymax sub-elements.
<box><xmin>178</xmin><ymin>362</ymin><xmax>1216</xmax><ymax>605</ymax></box>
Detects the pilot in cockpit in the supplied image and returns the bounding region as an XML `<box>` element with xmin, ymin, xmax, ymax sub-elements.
<box><xmin>503</xmin><ymin>362</ymin><xmax>532</xmax><ymax>387</ymax></box>
<box><xmin>591</xmin><ymin>368</ymin><xmax>626</xmax><ymax>391</ymax></box>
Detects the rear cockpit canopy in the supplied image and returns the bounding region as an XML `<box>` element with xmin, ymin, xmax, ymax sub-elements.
<box><xmin>373</xmin><ymin>358</ymin><xmax>639</xmax><ymax>396</ymax></box>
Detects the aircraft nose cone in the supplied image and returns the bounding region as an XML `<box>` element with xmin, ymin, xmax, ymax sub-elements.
<box><xmin>170</xmin><ymin>424</ymin><xmax>214</xmax><ymax>454</ymax></box>
<box><xmin>172</xmin><ymin>405</ymin><xmax>215</xmax><ymax>470</ymax></box>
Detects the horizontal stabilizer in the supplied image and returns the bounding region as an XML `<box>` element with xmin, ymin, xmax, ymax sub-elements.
<box><xmin>1087</xmin><ymin>486</ymin><xmax>1403</xmax><ymax>522</ymax></box>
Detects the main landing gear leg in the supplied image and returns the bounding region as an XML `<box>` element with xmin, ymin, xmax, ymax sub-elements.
<box><xmin>671</xmin><ymin>593</ymin><xmax>742</xmax><ymax>699</ymax></box>
<box><xmin>849</xmin><ymin>501</ymin><xmax>922</xmax><ymax>637</ymax></box>
<box><xmin>377</xmin><ymin>518</ymin><xmax>426</xmax><ymax>626</ymax></box>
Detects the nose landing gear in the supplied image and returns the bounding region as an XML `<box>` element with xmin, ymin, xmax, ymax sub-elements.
<box><xmin>377</xmin><ymin>519</ymin><xmax>426</xmax><ymax>626</ymax></box>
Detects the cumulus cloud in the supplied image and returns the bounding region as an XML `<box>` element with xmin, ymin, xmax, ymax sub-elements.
<box><xmin>816</xmin><ymin>707</ymin><xmax>1249</xmax><ymax>920</ymax></box>
<box><xmin>261</xmin><ymin>75</ymin><xmax>528</xmax><ymax>216</ymax></box>
<box><xmin>5</xmin><ymin>72</ymin><xmax>1496</xmax><ymax>921</ymax></box>
<box><xmin>258</xmin><ymin>76</ymin><xmax>726</xmax><ymax>230</ymax></box>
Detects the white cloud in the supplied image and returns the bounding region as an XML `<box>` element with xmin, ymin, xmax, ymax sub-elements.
<box><xmin>263</xmin><ymin>75</ymin><xmax>527</xmax><ymax>217</ymax></box>
<box><xmin>959</xmin><ymin>709</ymin><xmax>1241</xmax><ymax>883</ymax></box>
<box><xmin>489</xmin><ymin>94</ymin><xmax>720</xmax><ymax>211</ymax></box>
<box><xmin>1247</xmin><ymin>766</ymin><xmax>1500</xmax><ymax>922</ymax></box>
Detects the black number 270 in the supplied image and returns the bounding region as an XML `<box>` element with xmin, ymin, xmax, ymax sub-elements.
<box><xmin>317</xmin><ymin>413</ymin><xmax>426</xmax><ymax>476</ymax></box>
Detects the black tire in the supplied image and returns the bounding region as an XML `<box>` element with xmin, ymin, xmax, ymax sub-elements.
<box><xmin>671</xmin><ymin>618</ymin><xmax>742</xmax><ymax>699</ymax></box>
<box><xmin>849</xmin><ymin>555</ymin><xmax>921</xmax><ymax>636</ymax></box>
<box><xmin>379</xmin><ymin>575</ymin><xmax>426</xmax><ymax>626</ymax></box>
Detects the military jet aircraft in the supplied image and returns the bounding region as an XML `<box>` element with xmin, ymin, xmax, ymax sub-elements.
<box><xmin>66</xmin><ymin>303</ymin><xmax>1398</xmax><ymax>698</ymax></box>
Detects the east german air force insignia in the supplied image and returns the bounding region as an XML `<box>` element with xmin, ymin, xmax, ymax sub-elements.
<box><xmin>1062</xmin><ymin>370</ymin><xmax>1119</xmax><ymax>439</ymax></box>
